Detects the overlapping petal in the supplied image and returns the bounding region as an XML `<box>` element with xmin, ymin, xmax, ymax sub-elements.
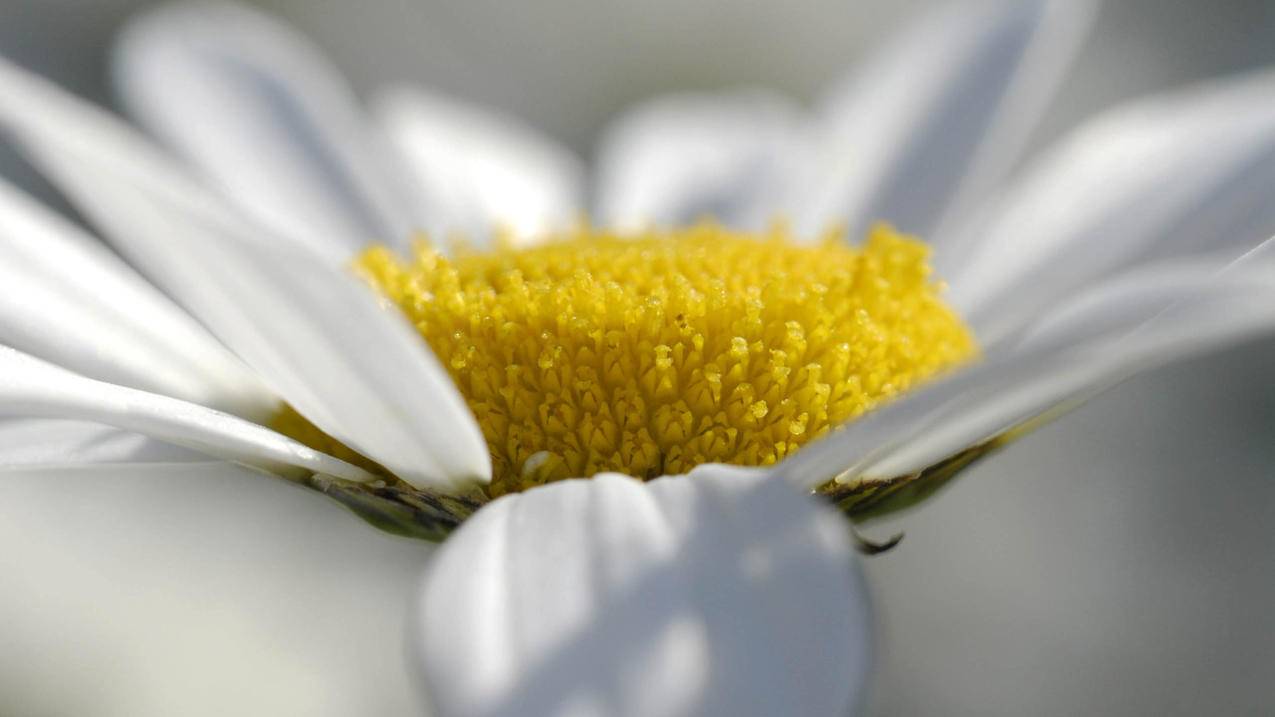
<box><xmin>417</xmin><ymin>465</ymin><xmax>868</xmax><ymax>717</ymax></box>
<box><xmin>782</xmin><ymin>241</ymin><xmax>1275</xmax><ymax>490</ymax></box>
<box><xmin>795</xmin><ymin>0</ymin><xmax>1096</xmax><ymax>240</ymax></box>
<box><xmin>864</xmin><ymin>242</ymin><xmax>1275</xmax><ymax>479</ymax></box>
<box><xmin>114</xmin><ymin>1</ymin><xmax>418</xmax><ymax>259</ymax></box>
<box><xmin>949</xmin><ymin>68</ymin><xmax>1275</xmax><ymax>343</ymax></box>
<box><xmin>0</xmin><ymin>57</ymin><xmax>491</xmax><ymax>493</ymax></box>
<box><xmin>0</xmin><ymin>346</ymin><xmax>374</xmax><ymax>482</ymax></box>
<box><xmin>0</xmin><ymin>459</ymin><xmax>430</xmax><ymax>715</ymax></box>
<box><xmin>0</xmin><ymin>177</ymin><xmax>275</xmax><ymax>419</ymax></box>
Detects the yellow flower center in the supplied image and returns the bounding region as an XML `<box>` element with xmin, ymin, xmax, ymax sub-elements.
<box><xmin>275</xmin><ymin>222</ymin><xmax>976</xmax><ymax>497</ymax></box>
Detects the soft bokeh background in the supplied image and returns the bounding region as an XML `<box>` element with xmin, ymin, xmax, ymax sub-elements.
<box><xmin>1</xmin><ymin>0</ymin><xmax>1273</xmax><ymax>714</ymax></box>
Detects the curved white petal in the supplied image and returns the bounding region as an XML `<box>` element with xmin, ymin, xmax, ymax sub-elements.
<box><xmin>795</xmin><ymin>0</ymin><xmax>1096</xmax><ymax>240</ymax></box>
<box><xmin>0</xmin><ymin>346</ymin><xmax>375</xmax><ymax>482</ymax></box>
<box><xmin>594</xmin><ymin>91</ymin><xmax>808</xmax><ymax>232</ymax></box>
<box><xmin>416</xmin><ymin>466</ymin><xmax>868</xmax><ymax>717</ymax></box>
<box><xmin>373</xmin><ymin>86</ymin><xmax>584</xmax><ymax>245</ymax></box>
<box><xmin>0</xmin><ymin>418</ymin><xmax>203</xmax><ymax>465</ymax></box>
<box><xmin>781</xmin><ymin>246</ymin><xmax>1275</xmax><ymax>490</ymax></box>
<box><xmin>113</xmin><ymin>1</ymin><xmax>417</xmax><ymax>258</ymax></box>
<box><xmin>865</xmin><ymin>273</ymin><xmax>1275</xmax><ymax>479</ymax></box>
<box><xmin>0</xmin><ymin>57</ymin><xmax>491</xmax><ymax>492</ymax></box>
<box><xmin>949</xmin><ymin>68</ymin><xmax>1275</xmax><ymax>343</ymax></box>
<box><xmin>1008</xmin><ymin>258</ymin><xmax>1250</xmax><ymax>352</ymax></box>
<box><xmin>0</xmin><ymin>177</ymin><xmax>276</xmax><ymax>419</ymax></box>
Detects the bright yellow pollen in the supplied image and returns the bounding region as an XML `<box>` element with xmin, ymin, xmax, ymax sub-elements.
<box><xmin>341</xmin><ymin>221</ymin><xmax>976</xmax><ymax>497</ymax></box>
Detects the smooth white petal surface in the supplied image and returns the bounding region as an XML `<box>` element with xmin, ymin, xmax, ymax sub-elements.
<box><xmin>374</xmin><ymin>87</ymin><xmax>584</xmax><ymax>245</ymax></box>
<box><xmin>795</xmin><ymin>0</ymin><xmax>1095</xmax><ymax>240</ymax></box>
<box><xmin>114</xmin><ymin>2</ymin><xmax>416</xmax><ymax>258</ymax></box>
<box><xmin>0</xmin><ymin>178</ymin><xmax>275</xmax><ymax>419</ymax></box>
<box><xmin>781</xmin><ymin>248</ymin><xmax>1275</xmax><ymax>489</ymax></box>
<box><xmin>0</xmin><ymin>460</ymin><xmax>430</xmax><ymax>715</ymax></box>
<box><xmin>417</xmin><ymin>466</ymin><xmax>868</xmax><ymax>717</ymax></box>
<box><xmin>0</xmin><ymin>346</ymin><xmax>374</xmax><ymax>482</ymax></box>
<box><xmin>0</xmin><ymin>57</ymin><xmax>491</xmax><ymax>492</ymax></box>
<box><xmin>594</xmin><ymin>91</ymin><xmax>807</xmax><ymax>232</ymax></box>
<box><xmin>0</xmin><ymin>418</ymin><xmax>202</xmax><ymax>465</ymax></box>
<box><xmin>1009</xmin><ymin>259</ymin><xmax>1249</xmax><ymax>352</ymax></box>
<box><xmin>949</xmin><ymin>68</ymin><xmax>1275</xmax><ymax>342</ymax></box>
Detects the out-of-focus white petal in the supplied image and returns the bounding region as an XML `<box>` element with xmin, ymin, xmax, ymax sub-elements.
<box><xmin>114</xmin><ymin>1</ymin><xmax>417</xmax><ymax>258</ymax></box>
<box><xmin>0</xmin><ymin>57</ymin><xmax>492</xmax><ymax>493</ymax></box>
<box><xmin>0</xmin><ymin>418</ymin><xmax>203</xmax><ymax>465</ymax></box>
<box><xmin>594</xmin><ymin>91</ymin><xmax>807</xmax><ymax>232</ymax></box>
<box><xmin>0</xmin><ymin>178</ymin><xmax>275</xmax><ymax>419</ymax></box>
<box><xmin>373</xmin><ymin>87</ymin><xmax>584</xmax><ymax>245</ymax></box>
<box><xmin>0</xmin><ymin>346</ymin><xmax>375</xmax><ymax>482</ymax></box>
<box><xmin>0</xmin><ymin>460</ymin><xmax>430</xmax><ymax>715</ymax></box>
<box><xmin>781</xmin><ymin>243</ymin><xmax>1275</xmax><ymax>490</ymax></box>
<box><xmin>416</xmin><ymin>466</ymin><xmax>868</xmax><ymax>717</ymax></box>
<box><xmin>949</xmin><ymin>68</ymin><xmax>1275</xmax><ymax>343</ymax></box>
<box><xmin>795</xmin><ymin>0</ymin><xmax>1095</xmax><ymax>241</ymax></box>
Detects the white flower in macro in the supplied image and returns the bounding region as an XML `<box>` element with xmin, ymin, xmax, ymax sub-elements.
<box><xmin>3</xmin><ymin>0</ymin><xmax>1275</xmax><ymax>714</ymax></box>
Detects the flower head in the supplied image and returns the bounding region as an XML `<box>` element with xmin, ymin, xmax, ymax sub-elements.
<box><xmin>285</xmin><ymin>222</ymin><xmax>976</xmax><ymax>492</ymax></box>
<box><xmin>2</xmin><ymin>0</ymin><xmax>1275</xmax><ymax>714</ymax></box>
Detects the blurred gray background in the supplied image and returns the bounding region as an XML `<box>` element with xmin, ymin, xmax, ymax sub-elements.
<box><xmin>0</xmin><ymin>0</ymin><xmax>1272</xmax><ymax>714</ymax></box>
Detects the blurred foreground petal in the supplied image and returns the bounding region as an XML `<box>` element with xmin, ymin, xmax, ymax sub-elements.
<box><xmin>417</xmin><ymin>465</ymin><xmax>868</xmax><ymax>717</ymax></box>
<box><xmin>0</xmin><ymin>461</ymin><xmax>429</xmax><ymax>716</ymax></box>
<box><xmin>0</xmin><ymin>418</ymin><xmax>201</xmax><ymax>465</ymax></box>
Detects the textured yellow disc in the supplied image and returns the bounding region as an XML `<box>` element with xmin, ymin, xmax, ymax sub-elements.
<box><xmin>304</xmin><ymin>221</ymin><xmax>974</xmax><ymax>497</ymax></box>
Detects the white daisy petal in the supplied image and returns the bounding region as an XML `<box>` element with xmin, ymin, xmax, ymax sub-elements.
<box><xmin>0</xmin><ymin>459</ymin><xmax>426</xmax><ymax>715</ymax></box>
<box><xmin>796</xmin><ymin>0</ymin><xmax>1095</xmax><ymax>240</ymax></box>
<box><xmin>416</xmin><ymin>465</ymin><xmax>868</xmax><ymax>717</ymax></box>
<box><xmin>373</xmin><ymin>86</ymin><xmax>585</xmax><ymax>245</ymax></box>
<box><xmin>113</xmin><ymin>1</ymin><xmax>416</xmax><ymax>258</ymax></box>
<box><xmin>782</xmin><ymin>247</ymin><xmax>1275</xmax><ymax>490</ymax></box>
<box><xmin>949</xmin><ymin>68</ymin><xmax>1275</xmax><ymax>342</ymax></box>
<box><xmin>594</xmin><ymin>91</ymin><xmax>807</xmax><ymax>232</ymax></box>
<box><xmin>0</xmin><ymin>57</ymin><xmax>492</xmax><ymax>492</ymax></box>
<box><xmin>1009</xmin><ymin>258</ymin><xmax>1253</xmax><ymax>352</ymax></box>
<box><xmin>864</xmin><ymin>271</ymin><xmax>1275</xmax><ymax>480</ymax></box>
<box><xmin>0</xmin><ymin>346</ymin><xmax>375</xmax><ymax>482</ymax></box>
<box><xmin>0</xmin><ymin>177</ymin><xmax>276</xmax><ymax>419</ymax></box>
<box><xmin>0</xmin><ymin>418</ymin><xmax>203</xmax><ymax>465</ymax></box>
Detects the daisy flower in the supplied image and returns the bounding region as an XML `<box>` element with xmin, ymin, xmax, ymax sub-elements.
<box><xmin>2</xmin><ymin>1</ymin><xmax>1275</xmax><ymax>715</ymax></box>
